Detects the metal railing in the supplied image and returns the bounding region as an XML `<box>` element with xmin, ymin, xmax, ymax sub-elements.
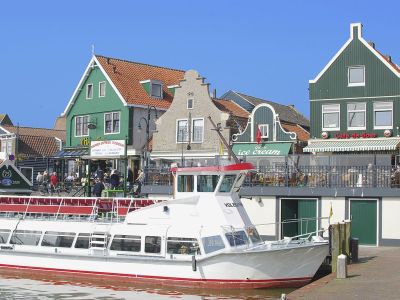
<box><xmin>143</xmin><ymin>165</ymin><xmax>400</xmax><ymax>188</ymax></box>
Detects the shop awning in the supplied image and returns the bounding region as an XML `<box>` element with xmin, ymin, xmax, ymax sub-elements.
<box><xmin>54</xmin><ymin>148</ymin><xmax>89</xmax><ymax>158</ymax></box>
<box><xmin>232</xmin><ymin>142</ymin><xmax>292</xmax><ymax>156</ymax></box>
<box><xmin>304</xmin><ymin>138</ymin><xmax>400</xmax><ymax>153</ymax></box>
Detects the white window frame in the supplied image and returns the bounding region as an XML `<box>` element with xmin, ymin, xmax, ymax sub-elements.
<box><xmin>348</xmin><ymin>66</ymin><xmax>365</xmax><ymax>87</ymax></box>
<box><xmin>151</xmin><ymin>81</ymin><xmax>163</xmax><ymax>98</ymax></box>
<box><xmin>187</xmin><ymin>98</ymin><xmax>194</xmax><ymax>110</ymax></box>
<box><xmin>322</xmin><ymin>104</ymin><xmax>340</xmax><ymax>131</ymax></box>
<box><xmin>191</xmin><ymin>118</ymin><xmax>204</xmax><ymax>143</ymax></box>
<box><xmin>0</xmin><ymin>138</ymin><xmax>13</xmax><ymax>154</ymax></box>
<box><xmin>104</xmin><ymin>112</ymin><xmax>121</xmax><ymax>135</ymax></box>
<box><xmin>75</xmin><ymin>115</ymin><xmax>89</xmax><ymax>137</ymax></box>
<box><xmin>258</xmin><ymin>124</ymin><xmax>269</xmax><ymax>138</ymax></box>
<box><xmin>347</xmin><ymin>102</ymin><xmax>366</xmax><ymax>130</ymax></box>
<box><xmin>176</xmin><ymin>119</ymin><xmax>189</xmax><ymax>143</ymax></box>
<box><xmin>86</xmin><ymin>83</ymin><xmax>93</xmax><ymax>99</ymax></box>
<box><xmin>99</xmin><ymin>81</ymin><xmax>106</xmax><ymax>98</ymax></box>
<box><xmin>374</xmin><ymin>102</ymin><xmax>393</xmax><ymax>129</ymax></box>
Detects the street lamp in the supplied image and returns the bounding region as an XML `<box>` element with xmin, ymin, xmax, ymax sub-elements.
<box><xmin>138</xmin><ymin>105</ymin><xmax>158</xmax><ymax>169</ymax></box>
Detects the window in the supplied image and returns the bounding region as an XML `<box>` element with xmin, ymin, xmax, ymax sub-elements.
<box><xmin>86</xmin><ymin>84</ymin><xmax>93</xmax><ymax>99</ymax></box>
<box><xmin>10</xmin><ymin>230</ymin><xmax>42</xmax><ymax>246</ymax></box>
<box><xmin>202</xmin><ymin>235</ymin><xmax>225</xmax><ymax>254</ymax></box>
<box><xmin>110</xmin><ymin>235</ymin><xmax>141</xmax><ymax>252</ymax></box>
<box><xmin>75</xmin><ymin>116</ymin><xmax>89</xmax><ymax>137</ymax></box>
<box><xmin>219</xmin><ymin>175</ymin><xmax>236</xmax><ymax>192</ymax></box>
<box><xmin>187</xmin><ymin>99</ymin><xmax>194</xmax><ymax>109</ymax></box>
<box><xmin>176</xmin><ymin>119</ymin><xmax>188</xmax><ymax>143</ymax></box>
<box><xmin>322</xmin><ymin>104</ymin><xmax>340</xmax><ymax>130</ymax></box>
<box><xmin>0</xmin><ymin>229</ymin><xmax>10</xmax><ymax>244</ymax></box>
<box><xmin>225</xmin><ymin>230</ymin><xmax>248</xmax><ymax>247</ymax></box>
<box><xmin>105</xmin><ymin>112</ymin><xmax>120</xmax><ymax>134</ymax></box>
<box><xmin>348</xmin><ymin>66</ymin><xmax>365</xmax><ymax>86</ymax></box>
<box><xmin>192</xmin><ymin>118</ymin><xmax>204</xmax><ymax>143</ymax></box>
<box><xmin>20</xmin><ymin>167</ymin><xmax>33</xmax><ymax>183</ymax></box>
<box><xmin>167</xmin><ymin>237</ymin><xmax>200</xmax><ymax>255</ymax></box>
<box><xmin>99</xmin><ymin>81</ymin><xmax>106</xmax><ymax>97</ymax></box>
<box><xmin>347</xmin><ymin>103</ymin><xmax>366</xmax><ymax>129</ymax></box>
<box><xmin>258</xmin><ymin>124</ymin><xmax>269</xmax><ymax>138</ymax></box>
<box><xmin>41</xmin><ymin>231</ymin><xmax>75</xmax><ymax>248</ymax></box>
<box><xmin>151</xmin><ymin>83</ymin><xmax>162</xmax><ymax>98</ymax></box>
<box><xmin>145</xmin><ymin>236</ymin><xmax>161</xmax><ymax>253</ymax></box>
<box><xmin>177</xmin><ymin>175</ymin><xmax>194</xmax><ymax>192</ymax></box>
<box><xmin>374</xmin><ymin>102</ymin><xmax>393</xmax><ymax>129</ymax></box>
<box><xmin>74</xmin><ymin>233</ymin><xmax>90</xmax><ymax>249</ymax></box>
<box><xmin>1</xmin><ymin>139</ymin><xmax>13</xmax><ymax>154</ymax></box>
<box><xmin>197</xmin><ymin>175</ymin><xmax>219</xmax><ymax>192</ymax></box>
<box><xmin>247</xmin><ymin>227</ymin><xmax>262</xmax><ymax>243</ymax></box>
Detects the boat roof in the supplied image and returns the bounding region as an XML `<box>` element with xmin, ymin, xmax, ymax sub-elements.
<box><xmin>170</xmin><ymin>162</ymin><xmax>254</xmax><ymax>173</ymax></box>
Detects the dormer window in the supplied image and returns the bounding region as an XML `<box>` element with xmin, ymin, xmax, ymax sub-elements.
<box><xmin>348</xmin><ymin>66</ymin><xmax>365</xmax><ymax>86</ymax></box>
<box><xmin>151</xmin><ymin>82</ymin><xmax>162</xmax><ymax>98</ymax></box>
<box><xmin>140</xmin><ymin>80</ymin><xmax>163</xmax><ymax>98</ymax></box>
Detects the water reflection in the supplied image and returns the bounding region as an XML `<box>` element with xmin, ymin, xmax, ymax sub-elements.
<box><xmin>0</xmin><ymin>272</ymin><xmax>294</xmax><ymax>299</ymax></box>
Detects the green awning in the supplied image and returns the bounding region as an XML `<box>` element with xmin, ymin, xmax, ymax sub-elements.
<box><xmin>232</xmin><ymin>143</ymin><xmax>292</xmax><ymax>156</ymax></box>
<box><xmin>304</xmin><ymin>138</ymin><xmax>400</xmax><ymax>153</ymax></box>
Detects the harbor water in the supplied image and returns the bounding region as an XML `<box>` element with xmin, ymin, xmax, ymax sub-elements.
<box><xmin>0</xmin><ymin>272</ymin><xmax>293</xmax><ymax>300</ymax></box>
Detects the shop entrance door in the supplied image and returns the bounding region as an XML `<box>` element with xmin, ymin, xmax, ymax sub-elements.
<box><xmin>281</xmin><ymin>198</ymin><xmax>317</xmax><ymax>238</ymax></box>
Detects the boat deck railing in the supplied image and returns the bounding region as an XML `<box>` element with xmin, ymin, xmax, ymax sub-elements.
<box><xmin>0</xmin><ymin>195</ymin><xmax>165</xmax><ymax>223</ymax></box>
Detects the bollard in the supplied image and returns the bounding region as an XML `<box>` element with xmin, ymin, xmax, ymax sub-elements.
<box><xmin>337</xmin><ymin>254</ymin><xmax>347</xmax><ymax>279</ymax></box>
<box><xmin>281</xmin><ymin>293</ymin><xmax>286</xmax><ymax>300</ymax></box>
<box><xmin>350</xmin><ymin>237</ymin><xmax>359</xmax><ymax>263</ymax></box>
<box><xmin>331</xmin><ymin>223</ymin><xmax>340</xmax><ymax>273</ymax></box>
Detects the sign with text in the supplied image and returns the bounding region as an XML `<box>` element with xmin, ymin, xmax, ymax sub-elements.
<box><xmin>90</xmin><ymin>140</ymin><xmax>126</xmax><ymax>157</ymax></box>
<box><xmin>232</xmin><ymin>142</ymin><xmax>291</xmax><ymax>156</ymax></box>
<box><xmin>0</xmin><ymin>162</ymin><xmax>32</xmax><ymax>189</ymax></box>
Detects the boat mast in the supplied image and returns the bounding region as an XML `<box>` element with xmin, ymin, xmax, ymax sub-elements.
<box><xmin>207</xmin><ymin>116</ymin><xmax>240</xmax><ymax>164</ymax></box>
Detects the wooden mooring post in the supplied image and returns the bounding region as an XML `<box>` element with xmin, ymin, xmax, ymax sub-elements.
<box><xmin>330</xmin><ymin>220</ymin><xmax>351</xmax><ymax>273</ymax></box>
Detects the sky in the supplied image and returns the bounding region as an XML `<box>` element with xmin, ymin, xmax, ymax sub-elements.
<box><xmin>1</xmin><ymin>1</ymin><xmax>399</xmax><ymax>129</ymax></box>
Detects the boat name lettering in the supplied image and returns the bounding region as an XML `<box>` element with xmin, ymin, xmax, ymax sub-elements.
<box><xmin>224</xmin><ymin>203</ymin><xmax>243</xmax><ymax>207</ymax></box>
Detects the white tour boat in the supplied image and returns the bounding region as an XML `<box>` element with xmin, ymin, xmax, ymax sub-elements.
<box><xmin>0</xmin><ymin>162</ymin><xmax>328</xmax><ymax>289</ymax></box>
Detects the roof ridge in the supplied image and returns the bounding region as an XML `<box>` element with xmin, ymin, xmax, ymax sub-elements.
<box><xmin>236</xmin><ymin>91</ymin><xmax>288</xmax><ymax>108</ymax></box>
<box><xmin>95</xmin><ymin>54</ymin><xmax>185</xmax><ymax>74</ymax></box>
<box><xmin>2</xmin><ymin>125</ymin><xmax>65</xmax><ymax>132</ymax></box>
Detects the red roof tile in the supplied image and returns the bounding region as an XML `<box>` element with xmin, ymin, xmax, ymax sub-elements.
<box><xmin>96</xmin><ymin>55</ymin><xmax>185</xmax><ymax>110</ymax></box>
<box><xmin>18</xmin><ymin>135</ymin><xmax>62</xmax><ymax>157</ymax></box>
<box><xmin>281</xmin><ymin>123</ymin><xmax>310</xmax><ymax>142</ymax></box>
<box><xmin>2</xmin><ymin>126</ymin><xmax>65</xmax><ymax>141</ymax></box>
<box><xmin>212</xmin><ymin>99</ymin><xmax>250</xmax><ymax>118</ymax></box>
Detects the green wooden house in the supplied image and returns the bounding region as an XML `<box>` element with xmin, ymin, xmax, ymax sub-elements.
<box><xmin>306</xmin><ymin>23</ymin><xmax>400</xmax><ymax>155</ymax></box>
<box><xmin>60</xmin><ymin>55</ymin><xmax>184</xmax><ymax>179</ymax></box>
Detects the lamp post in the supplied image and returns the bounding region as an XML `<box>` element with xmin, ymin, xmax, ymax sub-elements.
<box><xmin>138</xmin><ymin>105</ymin><xmax>158</xmax><ymax>170</ymax></box>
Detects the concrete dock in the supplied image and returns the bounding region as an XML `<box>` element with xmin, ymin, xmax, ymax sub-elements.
<box><xmin>288</xmin><ymin>246</ymin><xmax>400</xmax><ymax>300</ymax></box>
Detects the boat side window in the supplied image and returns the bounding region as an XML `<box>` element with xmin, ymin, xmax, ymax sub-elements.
<box><xmin>145</xmin><ymin>236</ymin><xmax>161</xmax><ymax>254</ymax></box>
<box><xmin>225</xmin><ymin>230</ymin><xmax>248</xmax><ymax>247</ymax></box>
<box><xmin>167</xmin><ymin>237</ymin><xmax>201</xmax><ymax>255</ymax></box>
<box><xmin>0</xmin><ymin>229</ymin><xmax>11</xmax><ymax>244</ymax></box>
<box><xmin>75</xmin><ymin>233</ymin><xmax>90</xmax><ymax>249</ymax></box>
<box><xmin>41</xmin><ymin>231</ymin><xmax>76</xmax><ymax>248</ymax></box>
<box><xmin>10</xmin><ymin>230</ymin><xmax>42</xmax><ymax>246</ymax></box>
<box><xmin>219</xmin><ymin>175</ymin><xmax>236</xmax><ymax>192</ymax></box>
<box><xmin>177</xmin><ymin>175</ymin><xmax>194</xmax><ymax>192</ymax></box>
<box><xmin>247</xmin><ymin>227</ymin><xmax>262</xmax><ymax>243</ymax></box>
<box><xmin>201</xmin><ymin>235</ymin><xmax>225</xmax><ymax>254</ymax></box>
<box><xmin>110</xmin><ymin>235</ymin><xmax>141</xmax><ymax>252</ymax></box>
<box><xmin>197</xmin><ymin>175</ymin><xmax>219</xmax><ymax>192</ymax></box>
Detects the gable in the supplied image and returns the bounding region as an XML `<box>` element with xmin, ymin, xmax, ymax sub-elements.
<box><xmin>310</xmin><ymin>23</ymin><xmax>400</xmax><ymax>100</ymax></box>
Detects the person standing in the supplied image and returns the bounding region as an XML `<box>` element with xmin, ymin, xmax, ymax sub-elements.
<box><xmin>50</xmin><ymin>172</ymin><xmax>58</xmax><ymax>194</ymax></box>
<box><xmin>93</xmin><ymin>179</ymin><xmax>105</xmax><ymax>197</ymax></box>
<box><xmin>127</xmin><ymin>167</ymin><xmax>134</xmax><ymax>191</ymax></box>
<box><xmin>110</xmin><ymin>170</ymin><xmax>120</xmax><ymax>189</ymax></box>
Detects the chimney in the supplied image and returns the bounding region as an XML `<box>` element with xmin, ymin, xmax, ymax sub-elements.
<box><xmin>367</xmin><ymin>41</ymin><xmax>375</xmax><ymax>49</ymax></box>
<box><xmin>113</xmin><ymin>66</ymin><xmax>116</xmax><ymax>73</ymax></box>
<box><xmin>212</xmin><ymin>88</ymin><xmax>217</xmax><ymax>99</ymax></box>
<box><xmin>384</xmin><ymin>55</ymin><xmax>392</xmax><ymax>63</ymax></box>
<box><xmin>288</xmin><ymin>104</ymin><xmax>295</xmax><ymax>109</ymax></box>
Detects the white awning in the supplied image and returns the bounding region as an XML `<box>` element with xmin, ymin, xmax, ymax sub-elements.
<box><xmin>304</xmin><ymin>138</ymin><xmax>400</xmax><ymax>153</ymax></box>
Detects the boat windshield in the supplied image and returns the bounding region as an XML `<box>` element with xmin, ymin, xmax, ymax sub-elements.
<box><xmin>219</xmin><ymin>175</ymin><xmax>237</xmax><ymax>192</ymax></box>
<box><xmin>197</xmin><ymin>175</ymin><xmax>219</xmax><ymax>192</ymax></box>
<box><xmin>177</xmin><ymin>175</ymin><xmax>194</xmax><ymax>192</ymax></box>
<box><xmin>202</xmin><ymin>235</ymin><xmax>225</xmax><ymax>254</ymax></box>
<box><xmin>225</xmin><ymin>230</ymin><xmax>248</xmax><ymax>247</ymax></box>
